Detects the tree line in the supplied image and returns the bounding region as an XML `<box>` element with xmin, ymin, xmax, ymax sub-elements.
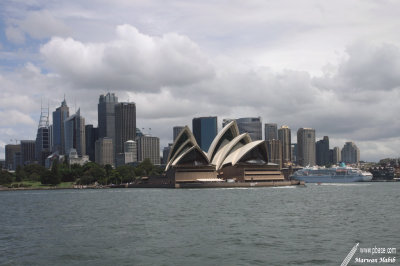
<box><xmin>0</xmin><ymin>159</ymin><xmax>164</xmax><ymax>186</ymax></box>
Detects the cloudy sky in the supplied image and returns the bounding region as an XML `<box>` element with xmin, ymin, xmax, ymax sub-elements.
<box><xmin>1</xmin><ymin>0</ymin><xmax>400</xmax><ymax>162</ymax></box>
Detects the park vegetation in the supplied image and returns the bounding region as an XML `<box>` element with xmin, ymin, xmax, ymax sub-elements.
<box><xmin>0</xmin><ymin>158</ymin><xmax>163</xmax><ymax>187</ymax></box>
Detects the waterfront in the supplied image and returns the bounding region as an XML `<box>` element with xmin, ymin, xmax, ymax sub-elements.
<box><xmin>0</xmin><ymin>183</ymin><xmax>399</xmax><ymax>265</ymax></box>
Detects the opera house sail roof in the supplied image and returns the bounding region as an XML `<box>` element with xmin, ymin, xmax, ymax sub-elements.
<box><xmin>165</xmin><ymin>120</ymin><xmax>284</xmax><ymax>183</ymax></box>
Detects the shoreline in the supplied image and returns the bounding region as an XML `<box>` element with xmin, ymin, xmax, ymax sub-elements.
<box><xmin>2</xmin><ymin>179</ymin><xmax>398</xmax><ymax>191</ymax></box>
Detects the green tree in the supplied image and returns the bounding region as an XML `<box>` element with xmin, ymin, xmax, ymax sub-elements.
<box><xmin>116</xmin><ymin>165</ymin><xmax>136</xmax><ymax>183</ymax></box>
<box><xmin>41</xmin><ymin>160</ymin><xmax>61</xmax><ymax>185</ymax></box>
<box><xmin>82</xmin><ymin>162</ymin><xmax>105</xmax><ymax>184</ymax></box>
<box><xmin>0</xmin><ymin>170</ymin><xmax>14</xmax><ymax>185</ymax></box>
<box><xmin>15</xmin><ymin>165</ymin><xmax>27</xmax><ymax>182</ymax></box>
<box><xmin>23</xmin><ymin>164</ymin><xmax>46</xmax><ymax>180</ymax></box>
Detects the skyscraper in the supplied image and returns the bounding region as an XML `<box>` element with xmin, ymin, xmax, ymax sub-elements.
<box><xmin>266</xmin><ymin>139</ymin><xmax>282</xmax><ymax>168</ymax></box>
<box><xmin>98</xmin><ymin>93</ymin><xmax>118</xmax><ymax>142</ymax></box>
<box><xmin>20</xmin><ymin>140</ymin><xmax>36</xmax><ymax>165</ymax></box>
<box><xmin>236</xmin><ymin>117</ymin><xmax>262</xmax><ymax>140</ymax></box>
<box><xmin>332</xmin><ymin>146</ymin><xmax>341</xmax><ymax>164</ymax></box>
<box><xmin>52</xmin><ymin>98</ymin><xmax>69</xmax><ymax>154</ymax></box>
<box><xmin>137</xmin><ymin>135</ymin><xmax>160</xmax><ymax>165</ymax></box>
<box><xmin>64</xmin><ymin>109</ymin><xmax>86</xmax><ymax>156</ymax></box>
<box><xmin>297</xmin><ymin>128</ymin><xmax>316</xmax><ymax>166</ymax></box>
<box><xmin>114</xmin><ymin>102</ymin><xmax>136</xmax><ymax>155</ymax></box>
<box><xmin>85</xmin><ymin>125</ymin><xmax>99</xmax><ymax>162</ymax></box>
<box><xmin>265</xmin><ymin>123</ymin><xmax>278</xmax><ymax>141</ymax></box>
<box><xmin>223</xmin><ymin>117</ymin><xmax>262</xmax><ymax>141</ymax></box>
<box><xmin>5</xmin><ymin>144</ymin><xmax>21</xmax><ymax>170</ymax></box>
<box><xmin>341</xmin><ymin>142</ymin><xmax>360</xmax><ymax>164</ymax></box>
<box><xmin>316</xmin><ymin>136</ymin><xmax>330</xmax><ymax>166</ymax></box>
<box><xmin>35</xmin><ymin>104</ymin><xmax>50</xmax><ymax>166</ymax></box>
<box><xmin>95</xmin><ymin>137</ymin><xmax>114</xmax><ymax>166</ymax></box>
<box><xmin>278</xmin><ymin>125</ymin><xmax>291</xmax><ymax>164</ymax></box>
<box><xmin>173</xmin><ymin>126</ymin><xmax>184</xmax><ymax>141</ymax></box>
<box><xmin>192</xmin><ymin>116</ymin><xmax>218</xmax><ymax>152</ymax></box>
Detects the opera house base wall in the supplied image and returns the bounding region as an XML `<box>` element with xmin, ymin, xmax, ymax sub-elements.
<box><xmin>219</xmin><ymin>164</ymin><xmax>285</xmax><ymax>182</ymax></box>
<box><xmin>166</xmin><ymin>166</ymin><xmax>218</xmax><ymax>183</ymax></box>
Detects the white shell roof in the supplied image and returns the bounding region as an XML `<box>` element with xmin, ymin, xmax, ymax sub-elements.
<box><xmin>171</xmin><ymin>145</ymin><xmax>209</xmax><ymax>167</ymax></box>
<box><xmin>212</xmin><ymin>133</ymin><xmax>252</xmax><ymax>170</ymax></box>
<box><xmin>221</xmin><ymin>140</ymin><xmax>266</xmax><ymax>167</ymax></box>
<box><xmin>207</xmin><ymin>120</ymin><xmax>239</xmax><ymax>161</ymax></box>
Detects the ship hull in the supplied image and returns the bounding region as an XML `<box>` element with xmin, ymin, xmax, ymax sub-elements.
<box><xmin>293</xmin><ymin>175</ymin><xmax>370</xmax><ymax>183</ymax></box>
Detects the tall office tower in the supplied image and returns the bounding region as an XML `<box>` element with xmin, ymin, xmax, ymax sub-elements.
<box><xmin>95</xmin><ymin>137</ymin><xmax>114</xmax><ymax>166</ymax></box>
<box><xmin>192</xmin><ymin>116</ymin><xmax>218</xmax><ymax>152</ymax></box>
<box><xmin>297</xmin><ymin>128</ymin><xmax>316</xmax><ymax>166</ymax></box>
<box><xmin>341</xmin><ymin>142</ymin><xmax>360</xmax><ymax>164</ymax></box>
<box><xmin>162</xmin><ymin>143</ymin><xmax>173</xmax><ymax>164</ymax></box>
<box><xmin>85</xmin><ymin>125</ymin><xmax>99</xmax><ymax>162</ymax></box>
<box><xmin>265</xmin><ymin>123</ymin><xmax>278</xmax><ymax>141</ymax></box>
<box><xmin>20</xmin><ymin>140</ymin><xmax>36</xmax><ymax>166</ymax></box>
<box><xmin>316</xmin><ymin>136</ymin><xmax>330</xmax><ymax>166</ymax></box>
<box><xmin>115</xmin><ymin>102</ymin><xmax>136</xmax><ymax>155</ymax></box>
<box><xmin>278</xmin><ymin>125</ymin><xmax>291</xmax><ymax>164</ymax></box>
<box><xmin>173</xmin><ymin>126</ymin><xmax>184</xmax><ymax>141</ymax></box>
<box><xmin>35</xmin><ymin>104</ymin><xmax>50</xmax><ymax>166</ymax></box>
<box><xmin>52</xmin><ymin>97</ymin><xmax>69</xmax><ymax>154</ymax></box>
<box><xmin>64</xmin><ymin>109</ymin><xmax>86</xmax><ymax>156</ymax></box>
<box><xmin>5</xmin><ymin>144</ymin><xmax>21</xmax><ymax>170</ymax></box>
<box><xmin>266</xmin><ymin>139</ymin><xmax>282</xmax><ymax>168</ymax></box>
<box><xmin>332</xmin><ymin>146</ymin><xmax>341</xmax><ymax>164</ymax></box>
<box><xmin>137</xmin><ymin>135</ymin><xmax>160</xmax><ymax>165</ymax></box>
<box><xmin>48</xmin><ymin>125</ymin><xmax>53</xmax><ymax>153</ymax></box>
<box><xmin>236</xmin><ymin>117</ymin><xmax>262</xmax><ymax>141</ymax></box>
<box><xmin>124</xmin><ymin>140</ymin><xmax>137</xmax><ymax>162</ymax></box>
<box><xmin>98</xmin><ymin>93</ymin><xmax>118</xmax><ymax>143</ymax></box>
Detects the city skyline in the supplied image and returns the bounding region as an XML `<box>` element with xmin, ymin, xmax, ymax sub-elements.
<box><xmin>1</xmin><ymin>1</ymin><xmax>400</xmax><ymax>162</ymax></box>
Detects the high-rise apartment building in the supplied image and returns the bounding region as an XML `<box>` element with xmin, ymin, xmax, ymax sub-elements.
<box><xmin>52</xmin><ymin>98</ymin><xmax>69</xmax><ymax>154</ymax></box>
<box><xmin>341</xmin><ymin>142</ymin><xmax>360</xmax><ymax>164</ymax></box>
<box><xmin>115</xmin><ymin>102</ymin><xmax>136</xmax><ymax>155</ymax></box>
<box><xmin>265</xmin><ymin>123</ymin><xmax>278</xmax><ymax>141</ymax></box>
<box><xmin>173</xmin><ymin>126</ymin><xmax>184</xmax><ymax>141</ymax></box>
<box><xmin>316</xmin><ymin>136</ymin><xmax>330</xmax><ymax>166</ymax></box>
<box><xmin>278</xmin><ymin>125</ymin><xmax>291</xmax><ymax>164</ymax></box>
<box><xmin>192</xmin><ymin>116</ymin><xmax>218</xmax><ymax>152</ymax></box>
<box><xmin>64</xmin><ymin>109</ymin><xmax>86</xmax><ymax>156</ymax></box>
<box><xmin>266</xmin><ymin>139</ymin><xmax>282</xmax><ymax>168</ymax></box>
<box><xmin>137</xmin><ymin>135</ymin><xmax>160</xmax><ymax>165</ymax></box>
<box><xmin>297</xmin><ymin>128</ymin><xmax>316</xmax><ymax>166</ymax></box>
<box><xmin>5</xmin><ymin>144</ymin><xmax>21</xmax><ymax>170</ymax></box>
<box><xmin>85</xmin><ymin>125</ymin><xmax>98</xmax><ymax>162</ymax></box>
<box><xmin>95</xmin><ymin>137</ymin><xmax>114</xmax><ymax>166</ymax></box>
<box><xmin>98</xmin><ymin>93</ymin><xmax>118</xmax><ymax>143</ymax></box>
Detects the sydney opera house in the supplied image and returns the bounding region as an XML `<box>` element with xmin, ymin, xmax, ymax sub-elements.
<box><xmin>165</xmin><ymin>121</ymin><xmax>286</xmax><ymax>187</ymax></box>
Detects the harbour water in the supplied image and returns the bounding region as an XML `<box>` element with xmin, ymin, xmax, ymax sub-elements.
<box><xmin>0</xmin><ymin>183</ymin><xmax>399</xmax><ymax>265</ymax></box>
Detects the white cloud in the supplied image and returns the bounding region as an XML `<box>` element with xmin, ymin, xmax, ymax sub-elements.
<box><xmin>0</xmin><ymin>110</ymin><xmax>36</xmax><ymax>126</ymax></box>
<box><xmin>5</xmin><ymin>26</ymin><xmax>25</xmax><ymax>44</ymax></box>
<box><xmin>40</xmin><ymin>24</ymin><xmax>215</xmax><ymax>92</ymax></box>
<box><xmin>18</xmin><ymin>10</ymin><xmax>70</xmax><ymax>39</ymax></box>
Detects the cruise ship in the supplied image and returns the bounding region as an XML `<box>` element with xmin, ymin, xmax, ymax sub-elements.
<box><xmin>291</xmin><ymin>163</ymin><xmax>373</xmax><ymax>183</ymax></box>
